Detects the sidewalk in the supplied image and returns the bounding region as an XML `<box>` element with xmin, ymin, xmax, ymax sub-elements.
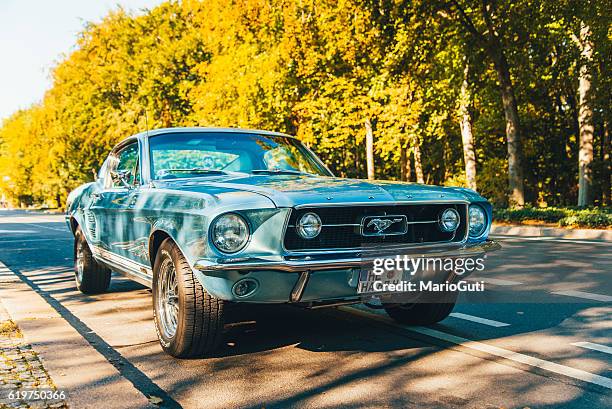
<box><xmin>0</xmin><ymin>261</ymin><xmax>155</xmax><ymax>409</ymax></box>
<box><xmin>0</xmin><ymin>298</ymin><xmax>65</xmax><ymax>409</ymax></box>
<box><xmin>491</xmin><ymin>224</ymin><xmax>612</xmax><ymax>241</ymax></box>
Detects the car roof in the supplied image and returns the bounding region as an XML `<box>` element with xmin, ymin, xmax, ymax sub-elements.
<box><xmin>118</xmin><ymin>126</ymin><xmax>295</xmax><ymax>147</ymax></box>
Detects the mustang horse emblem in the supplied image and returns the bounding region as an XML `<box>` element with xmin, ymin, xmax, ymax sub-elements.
<box><xmin>366</xmin><ymin>218</ymin><xmax>403</xmax><ymax>234</ymax></box>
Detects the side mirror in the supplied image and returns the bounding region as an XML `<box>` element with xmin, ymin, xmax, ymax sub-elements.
<box><xmin>110</xmin><ymin>170</ymin><xmax>132</xmax><ymax>189</ymax></box>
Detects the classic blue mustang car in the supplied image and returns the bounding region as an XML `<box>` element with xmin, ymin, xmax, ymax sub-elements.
<box><xmin>66</xmin><ymin>127</ymin><xmax>499</xmax><ymax>357</ymax></box>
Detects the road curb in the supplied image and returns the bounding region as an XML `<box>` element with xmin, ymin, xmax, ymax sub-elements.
<box><xmin>0</xmin><ymin>260</ymin><xmax>156</xmax><ymax>409</ymax></box>
<box><xmin>491</xmin><ymin>224</ymin><xmax>612</xmax><ymax>241</ymax></box>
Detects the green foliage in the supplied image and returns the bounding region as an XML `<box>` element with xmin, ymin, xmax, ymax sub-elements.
<box><xmin>558</xmin><ymin>209</ymin><xmax>612</xmax><ymax>229</ymax></box>
<box><xmin>494</xmin><ymin>206</ymin><xmax>612</xmax><ymax>228</ymax></box>
<box><xmin>476</xmin><ymin>158</ymin><xmax>510</xmax><ymax>208</ymax></box>
<box><xmin>0</xmin><ymin>0</ymin><xmax>609</xmax><ymax>211</ymax></box>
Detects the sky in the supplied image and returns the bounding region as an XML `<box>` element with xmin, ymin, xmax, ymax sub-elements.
<box><xmin>0</xmin><ymin>0</ymin><xmax>164</xmax><ymax>122</ymax></box>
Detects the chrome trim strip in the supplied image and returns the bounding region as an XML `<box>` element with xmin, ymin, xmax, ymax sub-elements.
<box><xmin>195</xmin><ymin>240</ymin><xmax>501</xmax><ymax>273</ymax></box>
<box><xmin>91</xmin><ymin>245</ymin><xmax>153</xmax><ymax>287</ymax></box>
<box><xmin>287</xmin><ymin>219</ymin><xmax>439</xmax><ymax>228</ymax></box>
<box><xmin>293</xmin><ymin>199</ymin><xmax>469</xmax><ymax>209</ymax></box>
<box><xmin>287</xmin><ymin>223</ymin><xmax>361</xmax><ymax>227</ymax></box>
<box><xmin>290</xmin><ymin>271</ymin><xmax>310</xmax><ymax>302</ymax></box>
<box><xmin>140</xmin><ymin>132</ymin><xmax>152</xmax><ymax>184</ymax></box>
<box><xmin>307</xmin><ymin>299</ymin><xmax>362</xmax><ymax>309</ymax></box>
<box><xmin>92</xmin><ymin>246</ymin><xmax>152</xmax><ymax>273</ymax></box>
<box><xmin>404</xmin><ymin>220</ymin><xmax>438</xmax><ymax>225</ymax></box>
<box><xmin>280</xmin><ymin>208</ymin><xmax>292</xmax><ymax>251</ymax></box>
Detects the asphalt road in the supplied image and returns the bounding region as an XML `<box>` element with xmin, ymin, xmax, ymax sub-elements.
<box><xmin>0</xmin><ymin>209</ymin><xmax>610</xmax><ymax>408</ymax></box>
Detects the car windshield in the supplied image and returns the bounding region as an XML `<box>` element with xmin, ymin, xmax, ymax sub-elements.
<box><xmin>148</xmin><ymin>132</ymin><xmax>331</xmax><ymax>180</ymax></box>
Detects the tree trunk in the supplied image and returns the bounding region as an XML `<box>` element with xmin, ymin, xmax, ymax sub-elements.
<box><xmin>603</xmin><ymin>119</ymin><xmax>610</xmax><ymax>206</ymax></box>
<box><xmin>490</xmin><ymin>48</ymin><xmax>525</xmax><ymax>206</ymax></box>
<box><xmin>162</xmin><ymin>99</ymin><xmax>172</xmax><ymax>128</ymax></box>
<box><xmin>459</xmin><ymin>62</ymin><xmax>477</xmax><ymax>191</ymax></box>
<box><xmin>400</xmin><ymin>142</ymin><xmax>407</xmax><ymax>181</ymax></box>
<box><xmin>413</xmin><ymin>137</ymin><xmax>424</xmax><ymax>184</ymax></box>
<box><xmin>365</xmin><ymin>118</ymin><xmax>375</xmax><ymax>180</ymax></box>
<box><xmin>448</xmin><ymin>0</ymin><xmax>525</xmax><ymax>204</ymax></box>
<box><xmin>576</xmin><ymin>22</ymin><xmax>594</xmax><ymax>207</ymax></box>
<box><xmin>400</xmin><ymin>140</ymin><xmax>412</xmax><ymax>182</ymax></box>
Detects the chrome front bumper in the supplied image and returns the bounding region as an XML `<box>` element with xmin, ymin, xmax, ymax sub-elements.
<box><xmin>193</xmin><ymin>240</ymin><xmax>501</xmax><ymax>303</ymax></box>
<box><xmin>194</xmin><ymin>240</ymin><xmax>501</xmax><ymax>273</ymax></box>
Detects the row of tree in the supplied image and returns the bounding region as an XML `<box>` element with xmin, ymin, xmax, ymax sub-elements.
<box><xmin>0</xmin><ymin>0</ymin><xmax>609</xmax><ymax>208</ymax></box>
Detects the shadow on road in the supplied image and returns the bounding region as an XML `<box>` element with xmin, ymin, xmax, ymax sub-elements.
<box><xmin>0</xmin><ymin>211</ymin><xmax>609</xmax><ymax>409</ymax></box>
<box><xmin>3</xmin><ymin>262</ymin><xmax>611</xmax><ymax>409</ymax></box>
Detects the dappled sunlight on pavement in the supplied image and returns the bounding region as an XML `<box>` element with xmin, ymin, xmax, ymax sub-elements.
<box><xmin>0</xmin><ymin>211</ymin><xmax>610</xmax><ymax>408</ymax></box>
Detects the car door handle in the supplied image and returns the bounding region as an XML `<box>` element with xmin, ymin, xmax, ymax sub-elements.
<box><xmin>129</xmin><ymin>195</ymin><xmax>138</xmax><ymax>207</ymax></box>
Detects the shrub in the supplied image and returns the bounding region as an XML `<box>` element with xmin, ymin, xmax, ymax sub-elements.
<box><xmin>559</xmin><ymin>210</ymin><xmax>612</xmax><ymax>229</ymax></box>
<box><xmin>493</xmin><ymin>206</ymin><xmax>611</xmax><ymax>229</ymax></box>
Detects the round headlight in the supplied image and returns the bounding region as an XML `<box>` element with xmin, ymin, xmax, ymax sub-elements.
<box><xmin>469</xmin><ymin>205</ymin><xmax>487</xmax><ymax>237</ymax></box>
<box><xmin>211</xmin><ymin>213</ymin><xmax>249</xmax><ymax>253</ymax></box>
<box><xmin>296</xmin><ymin>212</ymin><xmax>322</xmax><ymax>239</ymax></box>
<box><xmin>439</xmin><ymin>208</ymin><xmax>460</xmax><ymax>232</ymax></box>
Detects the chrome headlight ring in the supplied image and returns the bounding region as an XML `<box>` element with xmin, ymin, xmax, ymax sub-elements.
<box><xmin>438</xmin><ymin>208</ymin><xmax>460</xmax><ymax>232</ymax></box>
<box><xmin>468</xmin><ymin>205</ymin><xmax>487</xmax><ymax>238</ymax></box>
<box><xmin>211</xmin><ymin>213</ymin><xmax>250</xmax><ymax>253</ymax></box>
<box><xmin>296</xmin><ymin>212</ymin><xmax>322</xmax><ymax>239</ymax></box>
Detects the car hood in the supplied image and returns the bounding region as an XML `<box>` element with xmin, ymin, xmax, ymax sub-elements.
<box><xmin>153</xmin><ymin>175</ymin><xmax>483</xmax><ymax>208</ymax></box>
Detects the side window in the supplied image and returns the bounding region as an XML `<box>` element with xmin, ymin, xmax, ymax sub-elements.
<box><xmin>133</xmin><ymin>158</ymin><xmax>141</xmax><ymax>186</ymax></box>
<box><xmin>107</xmin><ymin>143</ymin><xmax>140</xmax><ymax>188</ymax></box>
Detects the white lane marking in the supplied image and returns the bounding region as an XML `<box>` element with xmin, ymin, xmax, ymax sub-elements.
<box><xmin>551</xmin><ymin>290</ymin><xmax>612</xmax><ymax>303</ymax></box>
<box><xmin>343</xmin><ymin>307</ymin><xmax>612</xmax><ymax>390</ymax></box>
<box><xmin>478</xmin><ymin>277</ymin><xmax>523</xmax><ymax>286</ymax></box>
<box><xmin>449</xmin><ymin>312</ymin><xmax>510</xmax><ymax>327</ymax></box>
<box><xmin>0</xmin><ymin>238</ymin><xmax>72</xmax><ymax>244</ymax></box>
<box><xmin>22</xmin><ymin>223</ymin><xmax>68</xmax><ymax>233</ymax></box>
<box><xmin>572</xmin><ymin>342</ymin><xmax>612</xmax><ymax>355</ymax></box>
<box><xmin>0</xmin><ymin>229</ymin><xmax>37</xmax><ymax>234</ymax></box>
<box><xmin>491</xmin><ymin>235</ymin><xmax>612</xmax><ymax>245</ymax></box>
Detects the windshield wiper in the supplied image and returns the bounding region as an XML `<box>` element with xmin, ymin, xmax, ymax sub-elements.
<box><xmin>162</xmin><ymin>168</ymin><xmax>228</xmax><ymax>175</ymax></box>
<box><xmin>156</xmin><ymin>168</ymin><xmax>230</xmax><ymax>180</ymax></box>
<box><xmin>250</xmin><ymin>169</ymin><xmax>310</xmax><ymax>176</ymax></box>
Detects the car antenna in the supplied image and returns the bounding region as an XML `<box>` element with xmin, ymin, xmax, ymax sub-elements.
<box><xmin>144</xmin><ymin>108</ymin><xmax>150</xmax><ymax>137</ymax></box>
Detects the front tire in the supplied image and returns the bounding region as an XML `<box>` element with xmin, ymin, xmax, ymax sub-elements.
<box><xmin>384</xmin><ymin>290</ymin><xmax>457</xmax><ymax>325</ymax></box>
<box><xmin>74</xmin><ymin>228</ymin><xmax>111</xmax><ymax>294</ymax></box>
<box><xmin>152</xmin><ymin>239</ymin><xmax>224</xmax><ymax>358</ymax></box>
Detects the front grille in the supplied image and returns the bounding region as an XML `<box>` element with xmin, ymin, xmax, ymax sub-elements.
<box><xmin>283</xmin><ymin>204</ymin><xmax>468</xmax><ymax>251</ymax></box>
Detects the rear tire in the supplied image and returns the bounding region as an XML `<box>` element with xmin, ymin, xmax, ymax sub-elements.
<box><xmin>152</xmin><ymin>238</ymin><xmax>224</xmax><ymax>358</ymax></box>
<box><xmin>74</xmin><ymin>228</ymin><xmax>111</xmax><ymax>294</ymax></box>
<box><xmin>384</xmin><ymin>291</ymin><xmax>457</xmax><ymax>325</ymax></box>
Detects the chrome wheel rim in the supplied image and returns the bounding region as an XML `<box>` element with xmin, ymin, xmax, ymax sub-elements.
<box><xmin>75</xmin><ymin>242</ymin><xmax>85</xmax><ymax>284</ymax></box>
<box><xmin>156</xmin><ymin>256</ymin><xmax>179</xmax><ymax>339</ymax></box>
